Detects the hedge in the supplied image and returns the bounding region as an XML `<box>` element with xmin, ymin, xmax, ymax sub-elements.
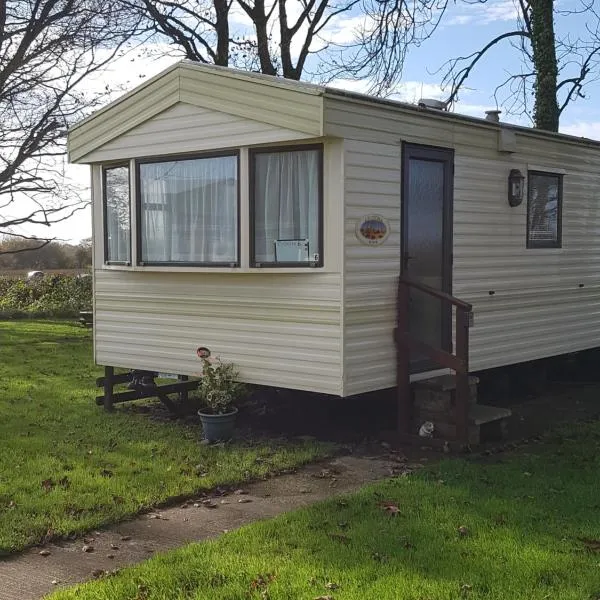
<box><xmin>0</xmin><ymin>274</ymin><xmax>92</xmax><ymax>318</ymax></box>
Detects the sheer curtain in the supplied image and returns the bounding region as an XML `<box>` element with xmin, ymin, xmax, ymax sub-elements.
<box><xmin>140</xmin><ymin>156</ymin><xmax>238</xmax><ymax>263</ymax></box>
<box><xmin>528</xmin><ymin>173</ymin><xmax>560</xmax><ymax>246</ymax></box>
<box><xmin>105</xmin><ymin>166</ymin><xmax>130</xmax><ymax>263</ymax></box>
<box><xmin>254</xmin><ymin>148</ymin><xmax>320</xmax><ymax>264</ymax></box>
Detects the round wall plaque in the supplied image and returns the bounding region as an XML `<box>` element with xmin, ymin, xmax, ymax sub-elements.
<box><xmin>355</xmin><ymin>215</ymin><xmax>390</xmax><ymax>246</ymax></box>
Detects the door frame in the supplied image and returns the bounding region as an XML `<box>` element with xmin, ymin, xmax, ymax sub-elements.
<box><xmin>401</xmin><ymin>142</ymin><xmax>455</xmax><ymax>355</ymax></box>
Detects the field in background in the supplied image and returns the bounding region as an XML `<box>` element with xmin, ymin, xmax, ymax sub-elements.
<box><xmin>0</xmin><ymin>269</ymin><xmax>89</xmax><ymax>279</ymax></box>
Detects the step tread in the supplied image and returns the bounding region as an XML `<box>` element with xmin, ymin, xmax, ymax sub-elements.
<box><xmin>470</xmin><ymin>404</ymin><xmax>512</xmax><ymax>425</ymax></box>
<box><xmin>414</xmin><ymin>374</ymin><xmax>479</xmax><ymax>391</ymax></box>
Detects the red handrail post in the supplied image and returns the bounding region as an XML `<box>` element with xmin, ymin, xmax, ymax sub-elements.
<box><xmin>396</xmin><ymin>279</ymin><xmax>411</xmax><ymax>434</ymax></box>
<box><xmin>455</xmin><ymin>307</ymin><xmax>471</xmax><ymax>445</ymax></box>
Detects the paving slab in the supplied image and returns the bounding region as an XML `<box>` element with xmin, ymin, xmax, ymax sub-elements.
<box><xmin>0</xmin><ymin>454</ymin><xmax>416</xmax><ymax>600</ymax></box>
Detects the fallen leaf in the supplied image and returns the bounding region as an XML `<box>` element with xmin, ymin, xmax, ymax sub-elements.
<box><xmin>39</xmin><ymin>549</ymin><xmax>51</xmax><ymax>557</ymax></box>
<box><xmin>51</xmin><ymin>580</ymin><xmax>59</xmax><ymax>585</ymax></box>
<box><xmin>110</xmin><ymin>543</ymin><xmax>119</xmax><ymax>550</ymax></box>
<box><xmin>238</xmin><ymin>498</ymin><xmax>252</xmax><ymax>504</ymax></box>
<box><xmin>380</xmin><ymin>501</ymin><xmax>400</xmax><ymax>516</ymax></box>
<box><xmin>82</xmin><ymin>545</ymin><xmax>94</xmax><ymax>553</ymax></box>
<box><xmin>325</xmin><ymin>582</ymin><xmax>340</xmax><ymax>590</ymax></box>
<box><xmin>233</xmin><ymin>489</ymin><xmax>248</xmax><ymax>495</ymax></box>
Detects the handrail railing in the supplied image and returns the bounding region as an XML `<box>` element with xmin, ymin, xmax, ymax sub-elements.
<box><xmin>400</xmin><ymin>276</ymin><xmax>473</xmax><ymax>312</ymax></box>
<box><xmin>395</xmin><ymin>276</ymin><xmax>473</xmax><ymax>445</ymax></box>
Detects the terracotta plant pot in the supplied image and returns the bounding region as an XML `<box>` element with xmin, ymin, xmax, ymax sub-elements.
<box><xmin>198</xmin><ymin>407</ymin><xmax>238</xmax><ymax>442</ymax></box>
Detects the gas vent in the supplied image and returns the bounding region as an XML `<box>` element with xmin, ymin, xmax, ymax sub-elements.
<box><xmin>418</xmin><ymin>98</ymin><xmax>448</xmax><ymax>111</ymax></box>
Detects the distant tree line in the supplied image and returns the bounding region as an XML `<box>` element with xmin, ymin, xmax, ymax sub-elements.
<box><xmin>0</xmin><ymin>237</ymin><xmax>92</xmax><ymax>271</ymax></box>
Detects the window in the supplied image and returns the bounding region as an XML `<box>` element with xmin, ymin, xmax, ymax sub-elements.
<box><xmin>137</xmin><ymin>153</ymin><xmax>239</xmax><ymax>265</ymax></box>
<box><xmin>103</xmin><ymin>165</ymin><xmax>131</xmax><ymax>264</ymax></box>
<box><xmin>527</xmin><ymin>171</ymin><xmax>562</xmax><ymax>248</ymax></box>
<box><xmin>251</xmin><ymin>145</ymin><xmax>323</xmax><ymax>267</ymax></box>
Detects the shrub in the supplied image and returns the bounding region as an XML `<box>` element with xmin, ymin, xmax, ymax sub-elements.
<box><xmin>0</xmin><ymin>274</ymin><xmax>92</xmax><ymax>318</ymax></box>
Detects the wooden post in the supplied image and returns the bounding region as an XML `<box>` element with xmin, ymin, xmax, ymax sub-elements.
<box><xmin>396</xmin><ymin>280</ymin><xmax>411</xmax><ymax>434</ymax></box>
<box><xmin>455</xmin><ymin>308</ymin><xmax>471</xmax><ymax>445</ymax></box>
<box><xmin>178</xmin><ymin>375</ymin><xmax>189</xmax><ymax>403</ymax></box>
<box><xmin>103</xmin><ymin>366</ymin><xmax>114</xmax><ymax>411</ymax></box>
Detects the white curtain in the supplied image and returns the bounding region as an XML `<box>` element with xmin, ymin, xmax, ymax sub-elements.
<box><xmin>254</xmin><ymin>149</ymin><xmax>320</xmax><ymax>263</ymax></box>
<box><xmin>105</xmin><ymin>166</ymin><xmax>130</xmax><ymax>263</ymax></box>
<box><xmin>140</xmin><ymin>156</ymin><xmax>238</xmax><ymax>263</ymax></box>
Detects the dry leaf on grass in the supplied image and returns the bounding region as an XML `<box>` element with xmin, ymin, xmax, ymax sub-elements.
<box><xmin>379</xmin><ymin>501</ymin><xmax>400</xmax><ymax>516</ymax></box>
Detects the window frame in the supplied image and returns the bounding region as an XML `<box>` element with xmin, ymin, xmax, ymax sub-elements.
<box><xmin>249</xmin><ymin>143</ymin><xmax>324</xmax><ymax>268</ymax></box>
<box><xmin>526</xmin><ymin>170</ymin><xmax>563</xmax><ymax>249</ymax></box>
<box><xmin>134</xmin><ymin>150</ymin><xmax>241</xmax><ymax>267</ymax></box>
<box><xmin>102</xmin><ymin>163</ymin><xmax>132</xmax><ymax>266</ymax></box>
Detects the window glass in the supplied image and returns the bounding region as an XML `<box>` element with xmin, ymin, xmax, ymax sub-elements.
<box><xmin>104</xmin><ymin>166</ymin><xmax>130</xmax><ymax>263</ymax></box>
<box><xmin>139</xmin><ymin>155</ymin><xmax>238</xmax><ymax>264</ymax></box>
<box><xmin>253</xmin><ymin>148</ymin><xmax>321</xmax><ymax>266</ymax></box>
<box><xmin>527</xmin><ymin>172</ymin><xmax>562</xmax><ymax>248</ymax></box>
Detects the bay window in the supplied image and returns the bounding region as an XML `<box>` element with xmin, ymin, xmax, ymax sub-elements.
<box><xmin>137</xmin><ymin>153</ymin><xmax>239</xmax><ymax>265</ymax></box>
<box><xmin>103</xmin><ymin>165</ymin><xmax>131</xmax><ymax>264</ymax></box>
<box><xmin>251</xmin><ymin>145</ymin><xmax>323</xmax><ymax>267</ymax></box>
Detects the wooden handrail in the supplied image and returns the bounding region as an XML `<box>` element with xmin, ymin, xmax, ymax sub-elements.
<box><xmin>400</xmin><ymin>276</ymin><xmax>473</xmax><ymax>312</ymax></box>
<box><xmin>396</xmin><ymin>275</ymin><xmax>472</xmax><ymax>446</ymax></box>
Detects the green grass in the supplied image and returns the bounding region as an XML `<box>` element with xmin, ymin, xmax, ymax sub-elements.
<box><xmin>0</xmin><ymin>320</ymin><xmax>332</xmax><ymax>554</ymax></box>
<box><xmin>49</xmin><ymin>421</ymin><xmax>600</xmax><ymax>600</ymax></box>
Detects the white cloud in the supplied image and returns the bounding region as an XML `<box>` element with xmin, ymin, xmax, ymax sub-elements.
<box><xmin>560</xmin><ymin>121</ymin><xmax>600</xmax><ymax>141</ymax></box>
<box><xmin>447</xmin><ymin>0</ymin><xmax>519</xmax><ymax>27</ymax></box>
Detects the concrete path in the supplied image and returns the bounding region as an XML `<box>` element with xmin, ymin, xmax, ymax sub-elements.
<box><xmin>0</xmin><ymin>453</ymin><xmax>418</xmax><ymax>599</ymax></box>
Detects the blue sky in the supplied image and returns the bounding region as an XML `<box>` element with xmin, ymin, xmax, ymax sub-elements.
<box><xmin>388</xmin><ymin>0</ymin><xmax>600</xmax><ymax>135</ymax></box>
<box><xmin>19</xmin><ymin>0</ymin><xmax>600</xmax><ymax>242</ymax></box>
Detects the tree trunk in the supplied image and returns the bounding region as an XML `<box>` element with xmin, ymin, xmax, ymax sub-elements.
<box><xmin>530</xmin><ymin>0</ymin><xmax>559</xmax><ymax>131</ymax></box>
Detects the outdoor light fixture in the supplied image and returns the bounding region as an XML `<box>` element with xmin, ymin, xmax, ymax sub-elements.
<box><xmin>508</xmin><ymin>169</ymin><xmax>525</xmax><ymax>207</ymax></box>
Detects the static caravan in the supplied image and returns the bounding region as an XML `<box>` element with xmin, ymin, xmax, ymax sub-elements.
<box><xmin>68</xmin><ymin>61</ymin><xmax>600</xmax><ymax>440</ymax></box>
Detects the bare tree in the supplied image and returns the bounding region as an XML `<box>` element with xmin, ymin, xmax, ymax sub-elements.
<box><xmin>124</xmin><ymin>0</ymin><xmax>361</xmax><ymax>80</ymax></box>
<box><xmin>335</xmin><ymin>0</ymin><xmax>600</xmax><ymax>132</ymax></box>
<box><xmin>0</xmin><ymin>0</ymin><xmax>139</xmax><ymax>249</ymax></box>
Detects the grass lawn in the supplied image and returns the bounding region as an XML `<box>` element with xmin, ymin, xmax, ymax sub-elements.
<box><xmin>0</xmin><ymin>320</ymin><xmax>332</xmax><ymax>554</ymax></box>
<box><xmin>48</xmin><ymin>420</ymin><xmax>600</xmax><ymax>600</ymax></box>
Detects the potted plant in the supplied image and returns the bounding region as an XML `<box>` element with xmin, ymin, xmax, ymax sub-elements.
<box><xmin>196</xmin><ymin>347</ymin><xmax>246</xmax><ymax>442</ymax></box>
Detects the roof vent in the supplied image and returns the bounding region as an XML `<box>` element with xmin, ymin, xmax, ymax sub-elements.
<box><xmin>485</xmin><ymin>110</ymin><xmax>501</xmax><ymax>123</ymax></box>
<box><xmin>418</xmin><ymin>98</ymin><xmax>447</xmax><ymax>111</ymax></box>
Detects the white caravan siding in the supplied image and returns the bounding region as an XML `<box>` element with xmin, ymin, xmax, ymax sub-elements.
<box><xmin>69</xmin><ymin>62</ymin><xmax>324</xmax><ymax>163</ymax></box>
<box><xmin>94</xmin><ymin>270</ymin><xmax>343</xmax><ymax>394</ymax></box>
<box><xmin>326</xmin><ymin>95</ymin><xmax>600</xmax><ymax>396</ymax></box>
<box><xmin>342</xmin><ymin>139</ymin><xmax>401</xmax><ymax>396</ymax></box>
<box><xmin>80</xmin><ymin>103</ymin><xmax>317</xmax><ymax>163</ymax></box>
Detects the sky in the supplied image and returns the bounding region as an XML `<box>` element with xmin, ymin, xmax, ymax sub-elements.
<box><xmin>16</xmin><ymin>0</ymin><xmax>600</xmax><ymax>243</ymax></box>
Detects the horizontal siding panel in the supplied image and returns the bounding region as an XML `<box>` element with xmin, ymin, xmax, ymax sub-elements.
<box><xmin>69</xmin><ymin>72</ymin><xmax>180</xmax><ymax>162</ymax></box>
<box><xmin>179</xmin><ymin>65</ymin><xmax>322</xmax><ymax>136</ymax></box>
<box><xmin>335</xmin><ymin>100</ymin><xmax>600</xmax><ymax>392</ymax></box>
<box><xmin>94</xmin><ymin>270</ymin><xmax>343</xmax><ymax>395</ymax></box>
<box><xmin>342</xmin><ymin>139</ymin><xmax>401</xmax><ymax>396</ymax></box>
<box><xmin>69</xmin><ymin>62</ymin><xmax>324</xmax><ymax>164</ymax></box>
<box><xmin>81</xmin><ymin>103</ymin><xmax>314</xmax><ymax>162</ymax></box>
